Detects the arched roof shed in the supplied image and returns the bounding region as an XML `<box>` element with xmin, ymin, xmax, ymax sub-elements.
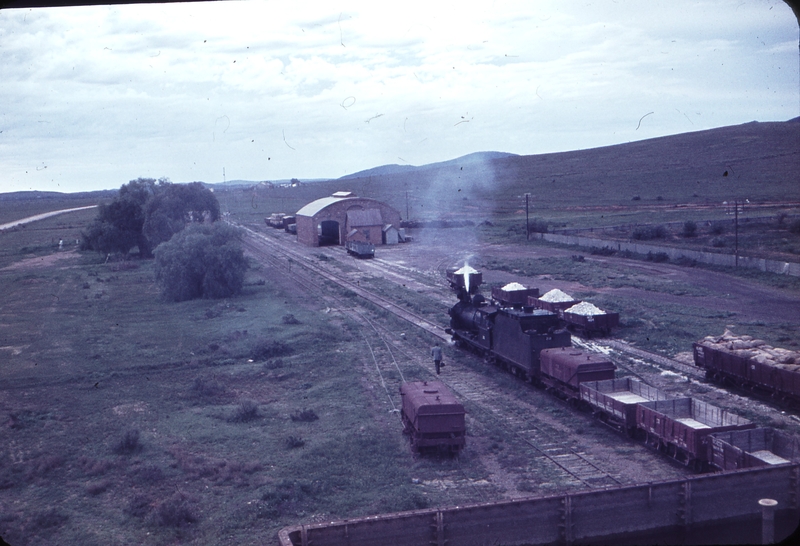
<box><xmin>295</xmin><ymin>192</ymin><xmax>402</xmax><ymax>247</ymax></box>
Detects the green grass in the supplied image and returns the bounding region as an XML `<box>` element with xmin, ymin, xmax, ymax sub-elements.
<box><xmin>0</xmin><ymin>254</ymin><xmax>449</xmax><ymax>544</ymax></box>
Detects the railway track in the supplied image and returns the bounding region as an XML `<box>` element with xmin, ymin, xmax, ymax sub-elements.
<box><xmin>240</xmin><ymin>225</ymin><xmax>627</xmax><ymax>491</ymax></box>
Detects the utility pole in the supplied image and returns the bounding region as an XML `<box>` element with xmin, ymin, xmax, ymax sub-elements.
<box><xmin>406</xmin><ymin>190</ymin><xmax>410</xmax><ymax>221</ymax></box>
<box><xmin>223</xmin><ymin>167</ymin><xmax>226</xmax><ymax>184</ymax></box>
<box><xmin>734</xmin><ymin>199</ymin><xmax>739</xmax><ymax>267</ymax></box>
<box><xmin>525</xmin><ymin>193</ymin><xmax>530</xmax><ymax>240</ymax></box>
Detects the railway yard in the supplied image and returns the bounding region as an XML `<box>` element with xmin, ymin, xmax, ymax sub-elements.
<box><xmin>2</xmin><ymin>201</ymin><xmax>799</xmax><ymax>545</ymax></box>
<box><xmin>237</xmin><ymin>218</ymin><xmax>800</xmax><ymax>513</ymax></box>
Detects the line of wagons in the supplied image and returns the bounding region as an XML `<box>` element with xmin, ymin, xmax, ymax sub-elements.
<box><xmin>412</xmin><ymin>266</ymin><xmax>800</xmax><ymax>472</ymax></box>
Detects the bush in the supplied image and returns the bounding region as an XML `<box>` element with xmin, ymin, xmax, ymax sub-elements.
<box><xmin>281</xmin><ymin>314</ymin><xmax>301</xmax><ymax>325</ymax></box>
<box><xmin>229</xmin><ymin>400</ymin><xmax>259</xmax><ymax>423</ymax></box>
<box><xmin>191</xmin><ymin>376</ymin><xmax>225</xmax><ymax>398</ymax></box>
<box><xmin>154</xmin><ymin>222</ymin><xmax>248</xmax><ymax>302</ymax></box>
<box><xmin>113</xmin><ymin>429</ymin><xmax>142</xmax><ymax>455</ymax></box>
<box><xmin>286</xmin><ymin>436</ymin><xmax>305</xmax><ymax>449</ymax></box>
<box><xmin>646</xmin><ymin>251</ymin><xmax>669</xmax><ymax>263</ymax></box>
<box><xmin>291</xmin><ymin>409</ymin><xmax>319</xmax><ymax>422</ymax></box>
<box><xmin>632</xmin><ymin>225</ymin><xmax>667</xmax><ymax>240</ymax></box>
<box><xmin>149</xmin><ymin>492</ymin><xmax>198</xmax><ymax>528</ymax></box>
<box><xmin>526</xmin><ymin>218</ymin><xmax>548</xmax><ymax>234</ymax></box>
<box><xmin>250</xmin><ymin>340</ymin><xmax>292</xmax><ymax>361</ymax></box>
<box><xmin>681</xmin><ymin>220</ymin><xmax>697</xmax><ymax>238</ymax></box>
<box><xmin>590</xmin><ymin>246</ymin><xmax>616</xmax><ymax>256</ymax></box>
<box><xmin>789</xmin><ymin>219</ymin><xmax>800</xmax><ymax>235</ymax></box>
<box><xmin>710</xmin><ymin>222</ymin><xmax>726</xmax><ymax>235</ymax></box>
<box><xmin>711</xmin><ymin>237</ymin><xmax>726</xmax><ymax>248</ymax></box>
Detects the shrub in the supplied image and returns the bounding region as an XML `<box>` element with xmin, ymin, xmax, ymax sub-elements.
<box><xmin>710</xmin><ymin>222</ymin><xmax>726</xmax><ymax>235</ymax></box>
<box><xmin>229</xmin><ymin>400</ymin><xmax>259</xmax><ymax>423</ymax></box>
<box><xmin>681</xmin><ymin>220</ymin><xmax>697</xmax><ymax>238</ymax></box>
<box><xmin>527</xmin><ymin>218</ymin><xmax>549</xmax><ymax>234</ymax></box>
<box><xmin>291</xmin><ymin>409</ymin><xmax>319</xmax><ymax>422</ymax></box>
<box><xmin>149</xmin><ymin>492</ymin><xmax>198</xmax><ymax>528</ymax></box>
<box><xmin>86</xmin><ymin>480</ymin><xmax>111</xmax><ymax>495</ymax></box>
<box><xmin>590</xmin><ymin>246</ymin><xmax>616</xmax><ymax>256</ymax></box>
<box><xmin>126</xmin><ymin>494</ymin><xmax>153</xmax><ymax>518</ymax></box>
<box><xmin>191</xmin><ymin>376</ymin><xmax>225</xmax><ymax>398</ymax></box>
<box><xmin>281</xmin><ymin>314</ymin><xmax>300</xmax><ymax>325</ymax></box>
<box><xmin>154</xmin><ymin>222</ymin><xmax>248</xmax><ymax>302</ymax></box>
<box><xmin>789</xmin><ymin>219</ymin><xmax>800</xmax><ymax>235</ymax></box>
<box><xmin>286</xmin><ymin>436</ymin><xmax>305</xmax><ymax>449</ymax></box>
<box><xmin>646</xmin><ymin>251</ymin><xmax>669</xmax><ymax>263</ymax></box>
<box><xmin>632</xmin><ymin>225</ymin><xmax>667</xmax><ymax>240</ymax></box>
<box><xmin>250</xmin><ymin>339</ymin><xmax>292</xmax><ymax>361</ymax></box>
<box><xmin>711</xmin><ymin>237</ymin><xmax>726</xmax><ymax>248</ymax></box>
<box><xmin>631</xmin><ymin>195</ymin><xmax>641</xmax><ymax>201</ymax></box>
<box><xmin>113</xmin><ymin>429</ymin><xmax>142</xmax><ymax>455</ymax></box>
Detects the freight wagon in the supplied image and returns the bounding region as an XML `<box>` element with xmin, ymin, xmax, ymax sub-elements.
<box><xmin>561</xmin><ymin>308</ymin><xmax>620</xmax><ymax>337</ymax></box>
<box><xmin>538</xmin><ymin>347</ymin><xmax>616</xmax><ymax>399</ymax></box>
<box><xmin>345</xmin><ymin>240</ymin><xmax>375</xmax><ymax>259</ymax></box>
<box><xmin>636</xmin><ymin>398</ymin><xmax>755</xmax><ymax>470</ymax></box>
<box><xmin>490</xmin><ymin>283</ymin><xmax>539</xmax><ymax>308</ymax></box>
<box><xmin>709</xmin><ymin>427</ymin><xmax>800</xmax><ymax>471</ymax></box>
<box><xmin>399</xmin><ymin>381</ymin><xmax>466</xmax><ymax>455</ymax></box>
<box><xmin>693</xmin><ymin>331</ymin><xmax>800</xmax><ymax>407</ymax></box>
<box><xmin>580</xmin><ymin>378</ymin><xmax>672</xmax><ymax>435</ymax></box>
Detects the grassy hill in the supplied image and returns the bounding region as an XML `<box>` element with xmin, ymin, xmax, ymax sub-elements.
<box><xmin>218</xmin><ymin>119</ymin><xmax>799</xmax><ymax>231</ymax></box>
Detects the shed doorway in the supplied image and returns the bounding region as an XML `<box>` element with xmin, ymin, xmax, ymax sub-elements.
<box><xmin>318</xmin><ymin>220</ymin><xmax>340</xmax><ymax>246</ymax></box>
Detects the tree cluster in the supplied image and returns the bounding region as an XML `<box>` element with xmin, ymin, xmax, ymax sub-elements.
<box><xmin>154</xmin><ymin>223</ymin><xmax>249</xmax><ymax>302</ymax></box>
<box><xmin>81</xmin><ymin>178</ymin><xmax>220</xmax><ymax>257</ymax></box>
<box><xmin>82</xmin><ymin>178</ymin><xmax>247</xmax><ymax>302</ymax></box>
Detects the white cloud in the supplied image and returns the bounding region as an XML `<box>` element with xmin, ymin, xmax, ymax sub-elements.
<box><xmin>0</xmin><ymin>0</ymin><xmax>796</xmax><ymax>192</ymax></box>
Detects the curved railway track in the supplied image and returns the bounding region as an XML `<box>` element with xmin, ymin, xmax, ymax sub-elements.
<box><xmin>239</xmin><ymin>225</ymin><xmax>631</xmax><ymax>491</ymax></box>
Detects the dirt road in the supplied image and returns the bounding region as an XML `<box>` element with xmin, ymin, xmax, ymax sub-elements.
<box><xmin>0</xmin><ymin>205</ymin><xmax>97</xmax><ymax>231</ymax></box>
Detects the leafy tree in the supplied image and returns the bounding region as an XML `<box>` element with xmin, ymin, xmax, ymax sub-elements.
<box><xmin>153</xmin><ymin>223</ymin><xmax>248</xmax><ymax>302</ymax></box>
<box><xmin>681</xmin><ymin>220</ymin><xmax>697</xmax><ymax>238</ymax></box>
<box><xmin>80</xmin><ymin>180</ymin><xmax>154</xmax><ymax>255</ymax></box>
<box><xmin>81</xmin><ymin>178</ymin><xmax>219</xmax><ymax>257</ymax></box>
<box><xmin>143</xmin><ymin>182</ymin><xmax>220</xmax><ymax>249</ymax></box>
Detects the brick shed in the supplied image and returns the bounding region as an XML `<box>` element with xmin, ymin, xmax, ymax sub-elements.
<box><xmin>295</xmin><ymin>192</ymin><xmax>402</xmax><ymax>247</ymax></box>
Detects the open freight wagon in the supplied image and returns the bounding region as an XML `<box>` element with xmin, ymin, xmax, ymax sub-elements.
<box><xmin>709</xmin><ymin>427</ymin><xmax>800</xmax><ymax>471</ymax></box>
<box><xmin>636</xmin><ymin>398</ymin><xmax>754</xmax><ymax>470</ymax></box>
<box><xmin>693</xmin><ymin>337</ymin><xmax>800</xmax><ymax>407</ymax></box>
<box><xmin>580</xmin><ymin>378</ymin><xmax>672</xmax><ymax>435</ymax></box>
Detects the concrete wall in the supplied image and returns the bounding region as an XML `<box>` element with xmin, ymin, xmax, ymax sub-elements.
<box><xmin>279</xmin><ymin>464</ymin><xmax>800</xmax><ymax>546</ymax></box>
<box><xmin>533</xmin><ymin>233</ymin><xmax>800</xmax><ymax>277</ymax></box>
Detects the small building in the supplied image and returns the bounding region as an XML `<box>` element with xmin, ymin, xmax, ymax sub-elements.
<box><xmin>346</xmin><ymin>209</ymin><xmax>383</xmax><ymax>244</ymax></box>
<box><xmin>382</xmin><ymin>224</ymin><xmax>399</xmax><ymax>245</ymax></box>
<box><xmin>295</xmin><ymin>192</ymin><xmax>402</xmax><ymax>247</ymax></box>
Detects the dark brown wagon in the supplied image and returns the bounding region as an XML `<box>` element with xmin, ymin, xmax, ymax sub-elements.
<box><xmin>399</xmin><ymin>381</ymin><xmax>466</xmax><ymax>455</ymax></box>
<box><xmin>636</xmin><ymin>398</ymin><xmax>755</xmax><ymax>470</ymax></box>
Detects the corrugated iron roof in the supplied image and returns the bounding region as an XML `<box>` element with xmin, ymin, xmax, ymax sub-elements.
<box><xmin>296</xmin><ymin>196</ymin><xmax>351</xmax><ymax>217</ymax></box>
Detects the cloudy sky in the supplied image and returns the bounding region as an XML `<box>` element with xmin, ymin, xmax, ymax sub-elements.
<box><xmin>0</xmin><ymin>0</ymin><xmax>797</xmax><ymax>193</ymax></box>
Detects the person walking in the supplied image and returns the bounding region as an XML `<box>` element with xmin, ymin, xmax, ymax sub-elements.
<box><xmin>431</xmin><ymin>343</ymin><xmax>443</xmax><ymax>375</ymax></box>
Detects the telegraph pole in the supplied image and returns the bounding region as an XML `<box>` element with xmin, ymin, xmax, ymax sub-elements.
<box><xmin>734</xmin><ymin>199</ymin><xmax>739</xmax><ymax>267</ymax></box>
<box><xmin>525</xmin><ymin>193</ymin><xmax>530</xmax><ymax>240</ymax></box>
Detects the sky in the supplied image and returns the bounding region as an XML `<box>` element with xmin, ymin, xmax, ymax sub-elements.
<box><xmin>0</xmin><ymin>0</ymin><xmax>797</xmax><ymax>194</ymax></box>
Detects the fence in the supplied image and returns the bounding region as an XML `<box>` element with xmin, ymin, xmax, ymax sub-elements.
<box><xmin>533</xmin><ymin>232</ymin><xmax>800</xmax><ymax>277</ymax></box>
